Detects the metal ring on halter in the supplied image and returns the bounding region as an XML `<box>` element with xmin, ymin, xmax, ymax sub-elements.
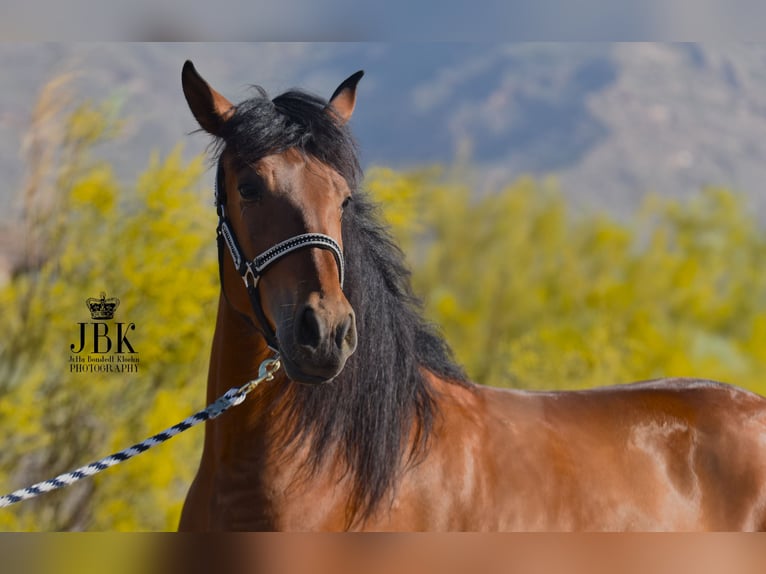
<box><xmin>243</xmin><ymin>263</ymin><xmax>258</xmax><ymax>289</ymax></box>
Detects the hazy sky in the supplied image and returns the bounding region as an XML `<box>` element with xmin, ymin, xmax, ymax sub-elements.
<box><xmin>1</xmin><ymin>1</ymin><xmax>764</xmax><ymax>41</ymax></box>
<box><xmin>4</xmin><ymin>42</ymin><xmax>766</xmax><ymax>223</ymax></box>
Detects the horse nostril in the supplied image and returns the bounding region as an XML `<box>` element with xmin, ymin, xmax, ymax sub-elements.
<box><xmin>297</xmin><ymin>306</ymin><xmax>323</xmax><ymax>349</ymax></box>
<box><xmin>335</xmin><ymin>313</ymin><xmax>356</xmax><ymax>352</ymax></box>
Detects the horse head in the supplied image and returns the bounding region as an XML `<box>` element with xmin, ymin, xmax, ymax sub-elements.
<box><xmin>182</xmin><ymin>61</ymin><xmax>361</xmax><ymax>384</ymax></box>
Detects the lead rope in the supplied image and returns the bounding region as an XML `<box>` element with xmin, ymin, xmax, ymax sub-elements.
<box><xmin>0</xmin><ymin>357</ymin><xmax>281</xmax><ymax>509</ymax></box>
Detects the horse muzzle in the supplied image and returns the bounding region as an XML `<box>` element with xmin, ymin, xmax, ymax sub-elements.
<box><xmin>278</xmin><ymin>303</ymin><xmax>357</xmax><ymax>384</ymax></box>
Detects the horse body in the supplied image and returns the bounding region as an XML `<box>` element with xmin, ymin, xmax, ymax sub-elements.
<box><xmin>181</xmin><ymin>294</ymin><xmax>766</xmax><ymax>530</ymax></box>
<box><xmin>177</xmin><ymin>60</ymin><xmax>766</xmax><ymax>531</ymax></box>
<box><xmin>464</xmin><ymin>380</ymin><xmax>766</xmax><ymax>531</ymax></box>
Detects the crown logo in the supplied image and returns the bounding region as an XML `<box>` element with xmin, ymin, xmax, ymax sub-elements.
<box><xmin>86</xmin><ymin>292</ymin><xmax>120</xmax><ymax>320</ymax></box>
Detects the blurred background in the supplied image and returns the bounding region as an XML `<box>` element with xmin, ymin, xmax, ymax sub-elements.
<box><xmin>5</xmin><ymin>44</ymin><xmax>766</xmax><ymax>222</ymax></box>
<box><xmin>2</xmin><ymin>43</ymin><xmax>766</xmax><ymax>531</ymax></box>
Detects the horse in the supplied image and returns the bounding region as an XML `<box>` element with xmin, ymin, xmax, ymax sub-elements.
<box><xmin>177</xmin><ymin>60</ymin><xmax>766</xmax><ymax>531</ymax></box>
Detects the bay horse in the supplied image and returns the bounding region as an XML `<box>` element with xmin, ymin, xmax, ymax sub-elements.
<box><xmin>178</xmin><ymin>60</ymin><xmax>766</xmax><ymax>531</ymax></box>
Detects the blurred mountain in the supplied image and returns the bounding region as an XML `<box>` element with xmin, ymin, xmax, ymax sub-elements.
<box><xmin>2</xmin><ymin>43</ymin><xmax>766</xmax><ymax>222</ymax></box>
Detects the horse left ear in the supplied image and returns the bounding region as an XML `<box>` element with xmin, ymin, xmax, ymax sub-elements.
<box><xmin>182</xmin><ymin>60</ymin><xmax>235</xmax><ymax>137</ymax></box>
<box><xmin>327</xmin><ymin>70</ymin><xmax>364</xmax><ymax>124</ymax></box>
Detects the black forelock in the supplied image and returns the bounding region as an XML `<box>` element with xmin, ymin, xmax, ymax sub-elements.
<box><xmin>215</xmin><ymin>86</ymin><xmax>361</xmax><ymax>191</ymax></box>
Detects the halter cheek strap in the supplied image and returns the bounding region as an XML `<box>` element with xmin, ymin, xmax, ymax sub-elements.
<box><xmin>214</xmin><ymin>160</ymin><xmax>345</xmax><ymax>351</ymax></box>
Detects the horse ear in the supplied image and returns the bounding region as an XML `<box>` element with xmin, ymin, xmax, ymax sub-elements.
<box><xmin>327</xmin><ymin>70</ymin><xmax>364</xmax><ymax>124</ymax></box>
<box><xmin>182</xmin><ymin>60</ymin><xmax>235</xmax><ymax>136</ymax></box>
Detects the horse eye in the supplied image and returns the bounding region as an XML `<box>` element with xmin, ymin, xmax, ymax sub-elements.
<box><xmin>341</xmin><ymin>196</ymin><xmax>352</xmax><ymax>210</ymax></box>
<box><xmin>237</xmin><ymin>183</ymin><xmax>263</xmax><ymax>201</ymax></box>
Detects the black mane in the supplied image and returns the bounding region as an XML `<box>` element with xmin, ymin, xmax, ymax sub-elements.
<box><xmin>215</xmin><ymin>86</ymin><xmax>468</xmax><ymax>528</ymax></box>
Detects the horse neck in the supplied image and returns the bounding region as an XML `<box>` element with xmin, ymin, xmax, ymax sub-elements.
<box><xmin>206</xmin><ymin>293</ymin><xmax>278</xmax><ymax>404</ymax></box>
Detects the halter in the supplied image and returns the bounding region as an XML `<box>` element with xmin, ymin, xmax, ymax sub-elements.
<box><xmin>214</xmin><ymin>159</ymin><xmax>345</xmax><ymax>351</ymax></box>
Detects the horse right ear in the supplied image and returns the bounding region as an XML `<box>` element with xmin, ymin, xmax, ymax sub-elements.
<box><xmin>327</xmin><ymin>70</ymin><xmax>364</xmax><ymax>124</ymax></box>
<box><xmin>182</xmin><ymin>60</ymin><xmax>235</xmax><ymax>137</ymax></box>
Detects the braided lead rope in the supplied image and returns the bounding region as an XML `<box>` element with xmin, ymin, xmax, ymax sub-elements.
<box><xmin>0</xmin><ymin>357</ymin><xmax>281</xmax><ymax>509</ymax></box>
